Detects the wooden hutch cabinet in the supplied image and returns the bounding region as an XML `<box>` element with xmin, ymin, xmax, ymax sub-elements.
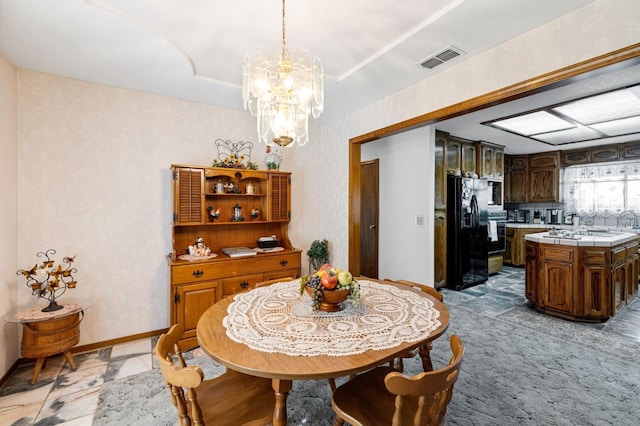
<box><xmin>167</xmin><ymin>165</ymin><xmax>302</xmax><ymax>350</ymax></box>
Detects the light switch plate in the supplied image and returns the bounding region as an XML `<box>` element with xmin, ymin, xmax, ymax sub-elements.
<box><xmin>415</xmin><ymin>214</ymin><xmax>425</xmax><ymax>227</ymax></box>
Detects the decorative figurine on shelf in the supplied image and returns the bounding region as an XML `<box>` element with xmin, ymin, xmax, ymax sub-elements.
<box><xmin>212</xmin><ymin>139</ymin><xmax>258</xmax><ymax>169</ymax></box>
<box><xmin>231</xmin><ymin>203</ymin><xmax>244</xmax><ymax>222</ymax></box>
<box><xmin>224</xmin><ymin>182</ymin><xmax>241</xmax><ymax>194</ymax></box>
<box><xmin>265</xmin><ymin>145</ymin><xmax>282</xmax><ymax>170</ymax></box>
<box><xmin>208</xmin><ymin>206</ymin><xmax>220</xmax><ymax>221</ymax></box>
<box><xmin>251</xmin><ymin>208</ymin><xmax>260</xmax><ymax>221</ymax></box>
<box><xmin>188</xmin><ymin>237</ymin><xmax>211</xmax><ymax>257</ymax></box>
<box><xmin>16</xmin><ymin>249</ymin><xmax>78</xmax><ymax>312</ymax></box>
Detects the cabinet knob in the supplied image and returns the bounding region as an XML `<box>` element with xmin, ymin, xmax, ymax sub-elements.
<box><xmin>280</xmin><ymin>260</ymin><xmax>288</xmax><ymax>266</ymax></box>
<box><xmin>192</xmin><ymin>270</ymin><xmax>204</xmax><ymax>278</ymax></box>
<box><xmin>240</xmin><ymin>281</ymin><xmax>249</xmax><ymax>288</ymax></box>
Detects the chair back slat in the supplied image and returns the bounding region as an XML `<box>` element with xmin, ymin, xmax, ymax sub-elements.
<box><xmin>385</xmin><ymin>335</ymin><xmax>464</xmax><ymax>426</ymax></box>
<box><xmin>156</xmin><ymin>324</ymin><xmax>205</xmax><ymax>423</ymax></box>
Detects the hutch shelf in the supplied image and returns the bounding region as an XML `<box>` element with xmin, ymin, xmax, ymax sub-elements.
<box><xmin>167</xmin><ymin>165</ymin><xmax>301</xmax><ymax>350</ymax></box>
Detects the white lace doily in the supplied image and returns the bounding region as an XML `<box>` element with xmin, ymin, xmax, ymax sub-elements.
<box><xmin>223</xmin><ymin>279</ymin><xmax>441</xmax><ymax>356</ymax></box>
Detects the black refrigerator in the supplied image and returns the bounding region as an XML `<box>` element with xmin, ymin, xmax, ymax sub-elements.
<box><xmin>446</xmin><ymin>175</ymin><xmax>489</xmax><ymax>290</ymax></box>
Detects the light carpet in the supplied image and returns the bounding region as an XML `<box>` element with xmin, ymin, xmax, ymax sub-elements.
<box><xmin>93</xmin><ymin>303</ymin><xmax>640</xmax><ymax>425</ymax></box>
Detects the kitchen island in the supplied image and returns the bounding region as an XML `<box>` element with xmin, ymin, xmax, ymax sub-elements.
<box><xmin>524</xmin><ymin>230</ymin><xmax>639</xmax><ymax>321</ymax></box>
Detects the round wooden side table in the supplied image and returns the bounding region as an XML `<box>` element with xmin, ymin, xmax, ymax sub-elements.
<box><xmin>4</xmin><ymin>300</ymin><xmax>90</xmax><ymax>384</ymax></box>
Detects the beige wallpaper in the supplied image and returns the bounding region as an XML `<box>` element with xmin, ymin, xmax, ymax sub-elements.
<box><xmin>11</xmin><ymin>0</ymin><xmax>640</xmax><ymax>350</ymax></box>
<box><xmin>16</xmin><ymin>71</ymin><xmax>268</xmax><ymax>345</ymax></box>
<box><xmin>0</xmin><ymin>53</ymin><xmax>18</xmax><ymax>375</ymax></box>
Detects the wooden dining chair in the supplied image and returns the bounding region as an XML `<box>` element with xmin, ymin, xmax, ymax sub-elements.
<box><xmin>155</xmin><ymin>324</ymin><xmax>275</xmax><ymax>426</ymax></box>
<box><xmin>386</xmin><ymin>279</ymin><xmax>444</xmax><ymax>372</ymax></box>
<box><xmin>331</xmin><ymin>334</ymin><xmax>464</xmax><ymax>426</ymax></box>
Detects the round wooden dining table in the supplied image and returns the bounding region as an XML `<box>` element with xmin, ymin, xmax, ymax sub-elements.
<box><xmin>196</xmin><ymin>278</ymin><xmax>449</xmax><ymax>426</ymax></box>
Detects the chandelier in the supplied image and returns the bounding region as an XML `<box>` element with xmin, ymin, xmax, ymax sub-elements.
<box><xmin>242</xmin><ymin>0</ymin><xmax>324</xmax><ymax>148</ymax></box>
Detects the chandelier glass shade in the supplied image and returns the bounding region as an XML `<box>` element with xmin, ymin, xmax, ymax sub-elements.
<box><xmin>242</xmin><ymin>0</ymin><xmax>324</xmax><ymax>148</ymax></box>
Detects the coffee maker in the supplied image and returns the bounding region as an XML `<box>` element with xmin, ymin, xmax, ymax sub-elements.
<box><xmin>546</xmin><ymin>209</ymin><xmax>564</xmax><ymax>225</ymax></box>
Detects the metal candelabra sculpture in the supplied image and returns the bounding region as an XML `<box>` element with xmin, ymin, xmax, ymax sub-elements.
<box><xmin>17</xmin><ymin>249</ymin><xmax>78</xmax><ymax>312</ymax></box>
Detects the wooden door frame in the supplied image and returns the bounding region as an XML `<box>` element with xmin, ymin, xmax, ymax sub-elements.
<box><xmin>348</xmin><ymin>43</ymin><xmax>640</xmax><ymax>275</ymax></box>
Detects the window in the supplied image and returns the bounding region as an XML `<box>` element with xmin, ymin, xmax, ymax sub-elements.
<box><xmin>563</xmin><ymin>160</ymin><xmax>640</xmax><ymax>214</ymax></box>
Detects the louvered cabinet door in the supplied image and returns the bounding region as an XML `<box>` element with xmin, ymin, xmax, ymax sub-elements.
<box><xmin>268</xmin><ymin>173</ymin><xmax>291</xmax><ymax>221</ymax></box>
<box><xmin>173</xmin><ymin>167</ymin><xmax>205</xmax><ymax>224</ymax></box>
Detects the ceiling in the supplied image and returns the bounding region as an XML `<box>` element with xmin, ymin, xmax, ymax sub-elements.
<box><xmin>2</xmin><ymin>0</ymin><xmax>638</xmax><ymax>155</ymax></box>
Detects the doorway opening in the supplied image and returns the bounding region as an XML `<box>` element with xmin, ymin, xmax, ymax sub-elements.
<box><xmin>348</xmin><ymin>44</ymin><xmax>640</xmax><ymax>275</ymax></box>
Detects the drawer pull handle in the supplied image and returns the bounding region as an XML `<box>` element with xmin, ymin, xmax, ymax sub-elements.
<box><xmin>192</xmin><ymin>270</ymin><xmax>204</xmax><ymax>278</ymax></box>
<box><xmin>280</xmin><ymin>260</ymin><xmax>288</xmax><ymax>266</ymax></box>
<box><xmin>240</xmin><ymin>281</ymin><xmax>249</xmax><ymax>289</ymax></box>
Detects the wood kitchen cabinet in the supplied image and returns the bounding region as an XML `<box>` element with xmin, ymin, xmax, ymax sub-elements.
<box><xmin>582</xmin><ymin>249</ymin><xmax>610</xmax><ymax>318</ymax></box>
<box><xmin>479</xmin><ymin>142</ymin><xmax>504</xmax><ymax>179</ymax></box>
<box><xmin>505</xmin><ymin>155</ymin><xmax>527</xmax><ymax>202</ymax></box>
<box><xmin>528</xmin><ymin>151</ymin><xmax>560</xmax><ymax>202</ymax></box>
<box><xmin>504</xmin><ymin>227</ymin><xmax>514</xmax><ymax>265</ymax></box>
<box><xmin>445</xmin><ymin>137</ymin><xmax>461</xmax><ymax>174</ymax></box>
<box><xmin>434</xmin><ymin>209</ymin><xmax>447</xmax><ymax>288</ymax></box>
<box><xmin>526</xmin><ymin>238</ymin><xmax>638</xmax><ymax>321</ymax></box>
<box><xmin>505</xmin><ymin>227</ymin><xmax>547</xmax><ymax>266</ymax></box>
<box><xmin>505</xmin><ymin>152</ymin><xmax>560</xmax><ymax>202</ymax></box>
<box><xmin>540</xmin><ymin>246</ymin><xmax>574</xmax><ymax>315</ymax></box>
<box><xmin>444</xmin><ymin>135</ymin><xmax>477</xmax><ymax>176</ymax></box>
<box><xmin>622</xmin><ymin>141</ymin><xmax>640</xmax><ymax>159</ymax></box>
<box><xmin>562</xmin><ymin>145</ymin><xmax>620</xmax><ymax>166</ymax></box>
<box><xmin>168</xmin><ymin>165</ymin><xmax>301</xmax><ymax>350</ymax></box>
<box><xmin>561</xmin><ymin>140</ymin><xmax>640</xmax><ymax>166</ymax></box>
<box><xmin>434</xmin><ymin>132</ymin><xmax>447</xmax><ymax>210</ymax></box>
<box><xmin>461</xmin><ymin>142</ymin><xmax>477</xmax><ymax>175</ymax></box>
<box><xmin>525</xmin><ymin>241</ymin><xmax>538</xmax><ymax>302</ymax></box>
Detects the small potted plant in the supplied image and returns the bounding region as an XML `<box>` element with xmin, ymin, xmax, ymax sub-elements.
<box><xmin>307</xmin><ymin>239</ymin><xmax>329</xmax><ymax>274</ymax></box>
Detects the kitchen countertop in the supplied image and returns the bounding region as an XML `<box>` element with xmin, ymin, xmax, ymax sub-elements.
<box><xmin>524</xmin><ymin>230</ymin><xmax>639</xmax><ymax>247</ymax></box>
<box><xmin>507</xmin><ymin>222</ymin><xmax>640</xmax><ymax>233</ymax></box>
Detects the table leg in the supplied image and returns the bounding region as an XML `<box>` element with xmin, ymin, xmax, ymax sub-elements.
<box><xmin>272</xmin><ymin>378</ymin><xmax>293</xmax><ymax>426</ymax></box>
<box><xmin>31</xmin><ymin>357</ymin><xmax>46</xmax><ymax>385</ymax></box>
<box><xmin>62</xmin><ymin>350</ymin><xmax>77</xmax><ymax>369</ymax></box>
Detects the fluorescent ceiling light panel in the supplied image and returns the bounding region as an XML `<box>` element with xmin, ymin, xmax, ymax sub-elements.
<box><xmin>552</xmin><ymin>87</ymin><xmax>640</xmax><ymax>124</ymax></box>
<box><xmin>590</xmin><ymin>115</ymin><xmax>640</xmax><ymax>136</ymax></box>
<box><xmin>534</xmin><ymin>126</ymin><xmax>602</xmax><ymax>144</ymax></box>
<box><xmin>491</xmin><ymin>111</ymin><xmax>574</xmax><ymax>135</ymax></box>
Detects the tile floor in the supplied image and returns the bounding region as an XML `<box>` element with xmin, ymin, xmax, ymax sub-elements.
<box><xmin>0</xmin><ymin>266</ymin><xmax>638</xmax><ymax>425</ymax></box>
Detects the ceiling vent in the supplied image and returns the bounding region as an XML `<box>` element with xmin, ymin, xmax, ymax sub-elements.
<box><xmin>420</xmin><ymin>46</ymin><xmax>466</xmax><ymax>69</ymax></box>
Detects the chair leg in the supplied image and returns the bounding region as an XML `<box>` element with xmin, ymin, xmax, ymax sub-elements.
<box><xmin>333</xmin><ymin>415</ymin><xmax>345</xmax><ymax>426</ymax></box>
<box><xmin>328</xmin><ymin>378</ymin><xmax>337</xmax><ymax>393</ymax></box>
<box><xmin>419</xmin><ymin>343</ymin><xmax>434</xmax><ymax>372</ymax></box>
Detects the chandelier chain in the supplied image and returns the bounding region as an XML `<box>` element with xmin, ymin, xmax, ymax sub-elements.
<box><xmin>281</xmin><ymin>0</ymin><xmax>287</xmax><ymax>57</ymax></box>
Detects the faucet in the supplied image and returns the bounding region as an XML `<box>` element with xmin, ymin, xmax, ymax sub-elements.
<box><xmin>617</xmin><ymin>209</ymin><xmax>637</xmax><ymax>228</ymax></box>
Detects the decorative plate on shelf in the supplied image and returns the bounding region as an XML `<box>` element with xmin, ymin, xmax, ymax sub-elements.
<box><xmin>178</xmin><ymin>254</ymin><xmax>217</xmax><ymax>261</ymax></box>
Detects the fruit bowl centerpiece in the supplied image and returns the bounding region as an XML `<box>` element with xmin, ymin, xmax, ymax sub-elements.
<box><xmin>299</xmin><ymin>264</ymin><xmax>360</xmax><ymax>312</ymax></box>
